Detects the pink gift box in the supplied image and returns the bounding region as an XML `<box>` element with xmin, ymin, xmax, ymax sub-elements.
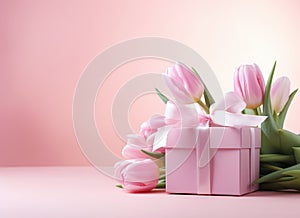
<box><xmin>163</xmin><ymin>126</ymin><xmax>261</xmax><ymax>195</ymax></box>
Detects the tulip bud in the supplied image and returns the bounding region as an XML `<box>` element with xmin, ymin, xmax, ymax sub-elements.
<box><xmin>163</xmin><ymin>63</ymin><xmax>204</xmax><ymax>104</ymax></box>
<box><xmin>234</xmin><ymin>64</ymin><xmax>265</xmax><ymax>109</ymax></box>
<box><xmin>139</xmin><ymin>115</ymin><xmax>165</xmax><ymax>139</ymax></box>
<box><xmin>114</xmin><ymin>159</ymin><xmax>160</xmax><ymax>192</ymax></box>
<box><xmin>122</xmin><ymin>134</ymin><xmax>152</xmax><ymax>159</ymax></box>
<box><xmin>270</xmin><ymin>77</ymin><xmax>290</xmax><ymax>113</ymax></box>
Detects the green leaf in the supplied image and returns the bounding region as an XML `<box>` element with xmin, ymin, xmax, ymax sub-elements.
<box><xmin>278</xmin><ymin>129</ymin><xmax>300</xmax><ymax>154</ymax></box>
<box><xmin>258</xmin><ymin>181</ymin><xmax>287</xmax><ymax>190</ymax></box>
<box><xmin>262</xmin><ymin>61</ymin><xmax>278</xmax><ymax>129</ymax></box>
<box><xmin>116</xmin><ymin>184</ymin><xmax>123</xmax><ymax>189</ymax></box>
<box><xmin>259</xmin><ymin>170</ymin><xmax>300</xmax><ymax>191</ymax></box>
<box><xmin>260</xmin><ymin>163</ymin><xmax>283</xmax><ymax>172</ymax></box>
<box><xmin>293</xmin><ymin>147</ymin><xmax>300</xmax><ymax>164</ymax></box>
<box><xmin>141</xmin><ymin>149</ymin><xmax>165</xmax><ymax>159</ymax></box>
<box><xmin>275</xmin><ymin>175</ymin><xmax>295</xmax><ymax>182</ymax></box>
<box><xmin>260</xmin><ymin>154</ymin><xmax>295</xmax><ymax>165</ymax></box>
<box><xmin>260</xmin><ymin>61</ymin><xmax>282</xmax><ymax>154</ymax></box>
<box><xmin>255</xmin><ymin>163</ymin><xmax>300</xmax><ymax>184</ymax></box>
<box><xmin>278</xmin><ymin>89</ymin><xmax>298</xmax><ymax>128</ymax></box>
<box><xmin>281</xmin><ymin>169</ymin><xmax>300</xmax><ymax>190</ymax></box>
<box><xmin>155</xmin><ymin>88</ymin><xmax>169</xmax><ymax>104</ymax></box>
<box><xmin>191</xmin><ymin>67</ymin><xmax>215</xmax><ymax>107</ymax></box>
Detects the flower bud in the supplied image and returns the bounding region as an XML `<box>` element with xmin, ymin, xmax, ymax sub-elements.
<box><xmin>234</xmin><ymin>64</ymin><xmax>265</xmax><ymax>109</ymax></box>
<box><xmin>114</xmin><ymin>159</ymin><xmax>160</xmax><ymax>192</ymax></box>
<box><xmin>163</xmin><ymin>63</ymin><xmax>204</xmax><ymax>104</ymax></box>
<box><xmin>270</xmin><ymin>77</ymin><xmax>290</xmax><ymax>113</ymax></box>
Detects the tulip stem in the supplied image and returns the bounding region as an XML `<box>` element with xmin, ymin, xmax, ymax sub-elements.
<box><xmin>256</xmin><ymin>107</ymin><xmax>262</xmax><ymax>116</ymax></box>
<box><xmin>198</xmin><ymin>100</ymin><xmax>210</xmax><ymax>114</ymax></box>
<box><xmin>116</xmin><ymin>184</ymin><xmax>123</xmax><ymax>189</ymax></box>
<box><xmin>253</xmin><ymin>108</ymin><xmax>258</xmax><ymax>116</ymax></box>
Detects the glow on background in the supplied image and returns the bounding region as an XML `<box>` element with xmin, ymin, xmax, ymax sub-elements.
<box><xmin>0</xmin><ymin>0</ymin><xmax>299</xmax><ymax>166</ymax></box>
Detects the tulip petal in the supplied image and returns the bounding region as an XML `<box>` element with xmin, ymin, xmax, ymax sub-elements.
<box><xmin>278</xmin><ymin>89</ymin><xmax>298</xmax><ymax>128</ymax></box>
<box><xmin>121</xmin><ymin>159</ymin><xmax>160</xmax><ymax>192</ymax></box>
<box><xmin>114</xmin><ymin>159</ymin><xmax>135</xmax><ymax>182</ymax></box>
<box><xmin>175</xmin><ymin>63</ymin><xmax>204</xmax><ymax>99</ymax></box>
<box><xmin>114</xmin><ymin>159</ymin><xmax>160</xmax><ymax>192</ymax></box>
<box><xmin>163</xmin><ymin>74</ymin><xmax>194</xmax><ymax>103</ymax></box>
<box><xmin>191</xmin><ymin>67</ymin><xmax>215</xmax><ymax>107</ymax></box>
<box><xmin>163</xmin><ymin>63</ymin><xmax>204</xmax><ymax>104</ymax></box>
<box><xmin>254</xmin><ymin>63</ymin><xmax>266</xmax><ymax>96</ymax></box>
<box><xmin>270</xmin><ymin>77</ymin><xmax>291</xmax><ymax>113</ymax></box>
<box><xmin>234</xmin><ymin>64</ymin><xmax>265</xmax><ymax>109</ymax></box>
<box><xmin>122</xmin><ymin>134</ymin><xmax>151</xmax><ymax>159</ymax></box>
<box><xmin>122</xmin><ymin>144</ymin><xmax>150</xmax><ymax>159</ymax></box>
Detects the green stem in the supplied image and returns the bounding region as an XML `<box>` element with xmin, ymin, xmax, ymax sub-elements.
<box><xmin>156</xmin><ymin>182</ymin><xmax>166</xmax><ymax>189</ymax></box>
<box><xmin>198</xmin><ymin>99</ymin><xmax>210</xmax><ymax>114</ymax></box>
<box><xmin>256</xmin><ymin>107</ymin><xmax>262</xmax><ymax>116</ymax></box>
<box><xmin>253</xmin><ymin>108</ymin><xmax>259</xmax><ymax>115</ymax></box>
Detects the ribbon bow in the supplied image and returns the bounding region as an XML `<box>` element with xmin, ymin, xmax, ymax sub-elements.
<box><xmin>153</xmin><ymin>92</ymin><xmax>266</xmax><ymax>151</ymax></box>
<box><xmin>198</xmin><ymin>92</ymin><xmax>267</xmax><ymax>127</ymax></box>
<box><xmin>163</xmin><ymin>92</ymin><xmax>266</xmax><ymax>128</ymax></box>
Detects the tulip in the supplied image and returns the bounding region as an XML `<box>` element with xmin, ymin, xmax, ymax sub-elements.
<box><xmin>123</xmin><ymin>115</ymin><xmax>166</xmax><ymax>158</ymax></box>
<box><xmin>270</xmin><ymin>77</ymin><xmax>290</xmax><ymax>113</ymax></box>
<box><xmin>234</xmin><ymin>64</ymin><xmax>265</xmax><ymax>109</ymax></box>
<box><xmin>163</xmin><ymin>63</ymin><xmax>204</xmax><ymax>104</ymax></box>
<box><xmin>122</xmin><ymin>134</ymin><xmax>154</xmax><ymax>159</ymax></box>
<box><xmin>114</xmin><ymin>159</ymin><xmax>160</xmax><ymax>192</ymax></box>
<box><xmin>139</xmin><ymin>115</ymin><xmax>165</xmax><ymax>139</ymax></box>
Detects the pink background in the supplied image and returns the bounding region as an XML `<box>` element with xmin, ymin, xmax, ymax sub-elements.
<box><xmin>1</xmin><ymin>0</ymin><xmax>300</xmax><ymax>166</ymax></box>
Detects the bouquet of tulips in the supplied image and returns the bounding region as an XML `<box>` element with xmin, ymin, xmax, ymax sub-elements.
<box><xmin>114</xmin><ymin>61</ymin><xmax>300</xmax><ymax>192</ymax></box>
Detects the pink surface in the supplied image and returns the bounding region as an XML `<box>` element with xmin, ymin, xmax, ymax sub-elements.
<box><xmin>165</xmin><ymin>127</ymin><xmax>260</xmax><ymax>195</ymax></box>
<box><xmin>0</xmin><ymin>167</ymin><xmax>299</xmax><ymax>218</ymax></box>
<box><xmin>1</xmin><ymin>0</ymin><xmax>300</xmax><ymax>166</ymax></box>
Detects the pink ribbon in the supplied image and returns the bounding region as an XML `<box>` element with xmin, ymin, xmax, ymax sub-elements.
<box><xmin>198</xmin><ymin>92</ymin><xmax>267</xmax><ymax>127</ymax></box>
<box><xmin>161</xmin><ymin>92</ymin><xmax>266</xmax><ymax>131</ymax></box>
<box><xmin>195</xmin><ymin>127</ymin><xmax>259</xmax><ymax>194</ymax></box>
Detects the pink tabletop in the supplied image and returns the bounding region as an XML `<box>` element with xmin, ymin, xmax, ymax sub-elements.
<box><xmin>0</xmin><ymin>167</ymin><xmax>299</xmax><ymax>218</ymax></box>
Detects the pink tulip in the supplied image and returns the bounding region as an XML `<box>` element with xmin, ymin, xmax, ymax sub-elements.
<box><xmin>123</xmin><ymin>115</ymin><xmax>166</xmax><ymax>158</ymax></box>
<box><xmin>270</xmin><ymin>77</ymin><xmax>290</xmax><ymax>113</ymax></box>
<box><xmin>139</xmin><ymin>115</ymin><xmax>165</xmax><ymax>139</ymax></box>
<box><xmin>163</xmin><ymin>63</ymin><xmax>204</xmax><ymax>104</ymax></box>
<box><xmin>122</xmin><ymin>134</ymin><xmax>154</xmax><ymax>159</ymax></box>
<box><xmin>114</xmin><ymin>159</ymin><xmax>160</xmax><ymax>192</ymax></box>
<box><xmin>234</xmin><ymin>64</ymin><xmax>265</xmax><ymax>109</ymax></box>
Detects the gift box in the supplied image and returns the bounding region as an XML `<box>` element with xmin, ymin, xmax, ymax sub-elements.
<box><xmin>161</xmin><ymin>126</ymin><xmax>261</xmax><ymax>195</ymax></box>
